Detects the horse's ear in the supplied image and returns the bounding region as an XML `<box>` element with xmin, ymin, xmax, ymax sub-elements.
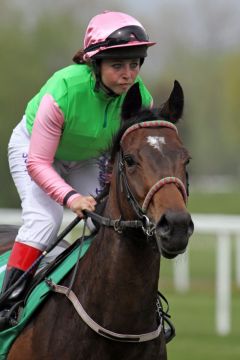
<box><xmin>121</xmin><ymin>82</ymin><xmax>142</xmax><ymax>121</ymax></box>
<box><xmin>159</xmin><ymin>80</ymin><xmax>184</xmax><ymax>123</ymax></box>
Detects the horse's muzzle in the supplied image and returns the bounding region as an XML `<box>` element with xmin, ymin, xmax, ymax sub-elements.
<box><xmin>155</xmin><ymin>211</ymin><xmax>194</xmax><ymax>259</ymax></box>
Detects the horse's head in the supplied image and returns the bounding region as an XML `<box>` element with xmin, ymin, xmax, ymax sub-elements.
<box><xmin>109</xmin><ymin>80</ymin><xmax>194</xmax><ymax>259</ymax></box>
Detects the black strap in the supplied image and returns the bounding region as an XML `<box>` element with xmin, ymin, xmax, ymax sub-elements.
<box><xmin>118</xmin><ymin>150</ymin><xmax>146</xmax><ymax>220</ymax></box>
<box><xmin>63</xmin><ymin>190</ymin><xmax>78</xmax><ymax>206</ymax></box>
<box><xmin>84</xmin><ymin>210</ymin><xmax>143</xmax><ymax>232</ymax></box>
<box><xmin>157</xmin><ymin>291</ymin><xmax>176</xmax><ymax>344</ymax></box>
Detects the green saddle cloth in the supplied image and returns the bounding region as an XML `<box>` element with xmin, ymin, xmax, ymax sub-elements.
<box><xmin>0</xmin><ymin>238</ymin><xmax>91</xmax><ymax>359</ymax></box>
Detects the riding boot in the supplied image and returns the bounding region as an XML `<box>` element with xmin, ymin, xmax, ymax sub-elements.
<box><xmin>0</xmin><ymin>242</ymin><xmax>42</xmax><ymax>331</ymax></box>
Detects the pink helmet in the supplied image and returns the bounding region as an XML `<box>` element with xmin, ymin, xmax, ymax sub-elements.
<box><xmin>83</xmin><ymin>11</ymin><xmax>155</xmax><ymax>61</ymax></box>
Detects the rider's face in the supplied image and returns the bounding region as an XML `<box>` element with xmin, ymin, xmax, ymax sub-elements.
<box><xmin>100</xmin><ymin>59</ymin><xmax>141</xmax><ymax>95</ymax></box>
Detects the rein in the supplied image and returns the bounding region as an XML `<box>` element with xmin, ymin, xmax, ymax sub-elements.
<box><xmin>84</xmin><ymin>210</ymin><xmax>143</xmax><ymax>233</ymax></box>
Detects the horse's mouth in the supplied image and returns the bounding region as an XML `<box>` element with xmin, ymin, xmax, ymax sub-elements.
<box><xmin>159</xmin><ymin>244</ymin><xmax>187</xmax><ymax>259</ymax></box>
<box><xmin>155</xmin><ymin>233</ymin><xmax>188</xmax><ymax>259</ymax></box>
<box><xmin>153</xmin><ymin>212</ymin><xmax>193</xmax><ymax>259</ymax></box>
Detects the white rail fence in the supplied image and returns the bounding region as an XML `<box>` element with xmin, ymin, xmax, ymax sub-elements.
<box><xmin>0</xmin><ymin>209</ymin><xmax>239</xmax><ymax>336</ymax></box>
<box><xmin>174</xmin><ymin>214</ymin><xmax>240</xmax><ymax>336</ymax></box>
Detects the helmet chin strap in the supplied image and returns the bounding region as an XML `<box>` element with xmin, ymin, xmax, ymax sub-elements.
<box><xmin>91</xmin><ymin>60</ymin><xmax>119</xmax><ymax>97</ymax></box>
<box><xmin>98</xmin><ymin>81</ymin><xmax>119</xmax><ymax>97</ymax></box>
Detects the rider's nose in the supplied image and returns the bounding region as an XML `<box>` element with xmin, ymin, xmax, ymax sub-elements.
<box><xmin>122</xmin><ymin>66</ymin><xmax>131</xmax><ymax>79</ymax></box>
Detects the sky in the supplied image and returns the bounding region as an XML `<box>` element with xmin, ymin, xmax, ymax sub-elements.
<box><xmin>10</xmin><ymin>0</ymin><xmax>240</xmax><ymax>51</ymax></box>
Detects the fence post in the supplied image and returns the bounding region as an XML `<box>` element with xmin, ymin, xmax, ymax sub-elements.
<box><xmin>236</xmin><ymin>235</ymin><xmax>240</xmax><ymax>288</ymax></box>
<box><xmin>173</xmin><ymin>250</ymin><xmax>190</xmax><ymax>292</ymax></box>
<box><xmin>216</xmin><ymin>232</ymin><xmax>231</xmax><ymax>335</ymax></box>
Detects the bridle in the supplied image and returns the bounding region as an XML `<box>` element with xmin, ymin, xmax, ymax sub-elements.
<box><xmin>117</xmin><ymin>120</ymin><xmax>187</xmax><ymax>234</ymax></box>
<box><xmin>88</xmin><ymin>120</ymin><xmax>188</xmax><ymax>237</ymax></box>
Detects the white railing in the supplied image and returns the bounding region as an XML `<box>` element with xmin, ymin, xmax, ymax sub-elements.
<box><xmin>0</xmin><ymin>208</ymin><xmax>75</xmax><ymax>230</ymax></box>
<box><xmin>174</xmin><ymin>214</ymin><xmax>240</xmax><ymax>336</ymax></box>
<box><xmin>0</xmin><ymin>208</ymin><xmax>78</xmax><ymax>243</ymax></box>
<box><xmin>0</xmin><ymin>209</ymin><xmax>239</xmax><ymax>335</ymax></box>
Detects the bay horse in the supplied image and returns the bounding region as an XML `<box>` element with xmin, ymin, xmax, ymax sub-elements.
<box><xmin>4</xmin><ymin>80</ymin><xmax>193</xmax><ymax>360</ymax></box>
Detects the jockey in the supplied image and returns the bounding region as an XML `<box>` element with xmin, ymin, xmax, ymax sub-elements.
<box><xmin>0</xmin><ymin>10</ymin><xmax>155</xmax><ymax>330</ymax></box>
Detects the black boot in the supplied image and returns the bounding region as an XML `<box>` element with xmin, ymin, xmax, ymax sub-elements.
<box><xmin>0</xmin><ymin>267</ymin><xmax>33</xmax><ymax>331</ymax></box>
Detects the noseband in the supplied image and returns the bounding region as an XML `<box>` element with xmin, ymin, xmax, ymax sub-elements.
<box><xmin>142</xmin><ymin>177</ymin><xmax>187</xmax><ymax>212</ymax></box>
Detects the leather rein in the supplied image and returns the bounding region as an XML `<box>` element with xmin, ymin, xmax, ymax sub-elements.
<box><xmin>46</xmin><ymin>120</ymin><xmax>187</xmax><ymax>343</ymax></box>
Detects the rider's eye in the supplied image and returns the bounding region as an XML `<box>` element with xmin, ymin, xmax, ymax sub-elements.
<box><xmin>130</xmin><ymin>62</ymin><xmax>139</xmax><ymax>69</ymax></box>
<box><xmin>112</xmin><ymin>63</ymin><xmax>122</xmax><ymax>70</ymax></box>
<box><xmin>124</xmin><ymin>155</ymin><xmax>136</xmax><ymax>167</ymax></box>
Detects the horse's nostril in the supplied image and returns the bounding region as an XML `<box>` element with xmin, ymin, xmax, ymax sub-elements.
<box><xmin>188</xmin><ymin>219</ymin><xmax>194</xmax><ymax>237</ymax></box>
<box><xmin>157</xmin><ymin>212</ymin><xmax>194</xmax><ymax>240</ymax></box>
<box><xmin>158</xmin><ymin>214</ymin><xmax>171</xmax><ymax>237</ymax></box>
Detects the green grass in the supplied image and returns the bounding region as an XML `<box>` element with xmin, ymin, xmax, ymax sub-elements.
<box><xmin>188</xmin><ymin>191</ymin><xmax>240</xmax><ymax>214</ymax></box>
<box><xmin>159</xmin><ymin>233</ymin><xmax>240</xmax><ymax>360</ymax></box>
<box><xmin>166</xmin><ymin>293</ymin><xmax>240</xmax><ymax>360</ymax></box>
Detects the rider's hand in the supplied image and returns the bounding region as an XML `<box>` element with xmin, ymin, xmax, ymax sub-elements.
<box><xmin>69</xmin><ymin>195</ymin><xmax>96</xmax><ymax>218</ymax></box>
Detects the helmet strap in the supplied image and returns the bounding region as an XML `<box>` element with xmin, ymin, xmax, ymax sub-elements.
<box><xmin>98</xmin><ymin>81</ymin><xmax>119</xmax><ymax>98</ymax></box>
<box><xmin>92</xmin><ymin>60</ymin><xmax>119</xmax><ymax>98</ymax></box>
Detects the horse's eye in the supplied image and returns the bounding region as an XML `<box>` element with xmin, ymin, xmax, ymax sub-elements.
<box><xmin>184</xmin><ymin>156</ymin><xmax>192</xmax><ymax>166</ymax></box>
<box><xmin>124</xmin><ymin>155</ymin><xmax>136</xmax><ymax>167</ymax></box>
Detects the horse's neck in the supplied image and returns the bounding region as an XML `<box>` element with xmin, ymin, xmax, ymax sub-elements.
<box><xmin>75</xmin><ymin>200</ymin><xmax>160</xmax><ymax>331</ymax></box>
<box><xmin>96</xmin><ymin>193</ymin><xmax>160</xmax><ymax>298</ymax></box>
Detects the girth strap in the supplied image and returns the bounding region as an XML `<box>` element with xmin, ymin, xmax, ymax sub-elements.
<box><xmin>46</xmin><ymin>279</ymin><xmax>162</xmax><ymax>343</ymax></box>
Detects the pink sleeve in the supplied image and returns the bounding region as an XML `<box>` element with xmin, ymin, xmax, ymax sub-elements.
<box><xmin>27</xmin><ymin>94</ymin><xmax>82</xmax><ymax>207</ymax></box>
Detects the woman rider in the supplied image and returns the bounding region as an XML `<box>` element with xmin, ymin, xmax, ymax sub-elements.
<box><xmin>0</xmin><ymin>10</ymin><xmax>155</xmax><ymax>329</ymax></box>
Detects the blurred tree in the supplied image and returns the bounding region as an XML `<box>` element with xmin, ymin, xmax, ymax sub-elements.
<box><xmin>0</xmin><ymin>1</ymin><xmax>27</xmax><ymax>207</ymax></box>
<box><xmin>220</xmin><ymin>53</ymin><xmax>240</xmax><ymax>175</ymax></box>
<box><xmin>146</xmin><ymin>0</ymin><xmax>240</xmax><ymax>182</ymax></box>
<box><xmin>0</xmin><ymin>2</ymin><xmax>84</xmax><ymax>207</ymax></box>
<box><xmin>157</xmin><ymin>50</ymin><xmax>240</xmax><ymax>178</ymax></box>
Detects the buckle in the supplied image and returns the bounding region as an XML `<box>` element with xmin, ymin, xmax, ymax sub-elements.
<box><xmin>113</xmin><ymin>219</ymin><xmax>123</xmax><ymax>234</ymax></box>
<box><xmin>141</xmin><ymin>215</ymin><xmax>155</xmax><ymax>237</ymax></box>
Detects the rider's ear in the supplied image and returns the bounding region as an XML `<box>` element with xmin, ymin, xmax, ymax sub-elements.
<box><xmin>121</xmin><ymin>82</ymin><xmax>142</xmax><ymax>121</ymax></box>
<box><xmin>159</xmin><ymin>80</ymin><xmax>184</xmax><ymax>123</ymax></box>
